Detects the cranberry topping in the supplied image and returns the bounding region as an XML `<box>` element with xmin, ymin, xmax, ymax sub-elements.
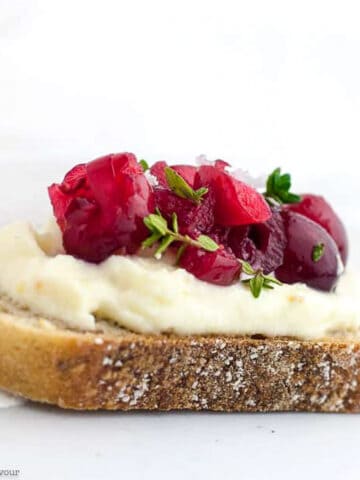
<box><xmin>152</xmin><ymin>161</ymin><xmax>270</xmax><ymax>228</ymax></box>
<box><xmin>49</xmin><ymin>154</ymin><xmax>347</xmax><ymax>293</ymax></box>
<box><xmin>48</xmin><ymin>164</ymin><xmax>90</xmax><ymax>230</ymax></box>
<box><xmin>285</xmin><ymin>194</ymin><xmax>348</xmax><ymax>265</ymax></box>
<box><xmin>275</xmin><ymin>211</ymin><xmax>340</xmax><ymax>292</ymax></box>
<box><xmin>227</xmin><ymin>210</ymin><xmax>286</xmax><ymax>273</ymax></box>
<box><xmin>49</xmin><ymin>153</ymin><xmax>154</xmax><ymax>263</ymax></box>
<box><xmin>195</xmin><ymin>165</ymin><xmax>271</xmax><ymax>226</ymax></box>
<box><xmin>154</xmin><ymin>187</ymin><xmax>215</xmax><ymax>237</ymax></box>
<box><xmin>179</xmin><ymin>246</ymin><xmax>241</xmax><ymax>286</ymax></box>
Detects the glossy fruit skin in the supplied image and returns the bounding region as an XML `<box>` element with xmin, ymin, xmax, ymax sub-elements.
<box><xmin>48</xmin><ymin>153</ymin><xmax>154</xmax><ymax>263</ymax></box>
<box><xmin>195</xmin><ymin>165</ymin><xmax>271</xmax><ymax>226</ymax></box>
<box><xmin>285</xmin><ymin>194</ymin><xmax>348</xmax><ymax>265</ymax></box>
<box><xmin>275</xmin><ymin>211</ymin><xmax>340</xmax><ymax>292</ymax></box>
<box><xmin>179</xmin><ymin>246</ymin><xmax>241</xmax><ymax>286</ymax></box>
<box><xmin>227</xmin><ymin>210</ymin><xmax>286</xmax><ymax>274</ymax></box>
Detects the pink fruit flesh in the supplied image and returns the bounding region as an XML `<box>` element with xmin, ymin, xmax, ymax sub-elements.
<box><xmin>172</xmin><ymin>165</ymin><xmax>197</xmax><ymax>187</ymax></box>
<box><xmin>179</xmin><ymin>246</ymin><xmax>241</xmax><ymax>286</ymax></box>
<box><xmin>150</xmin><ymin>161</ymin><xmax>168</xmax><ymax>187</ymax></box>
<box><xmin>285</xmin><ymin>194</ymin><xmax>348</xmax><ymax>265</ymax></box>
<box><xmin>48</xmin><ymin>165</ymin><xmax>91</xmax><ymax>231</ymax></box>
<box><xmin>61</xmin><ymin>164</ymin><xmax>87</xmax><ymax>192</ymax></box>
<box><xmin>150</xmin><ymin>161</ymin><xmax>197</xmax><ymax>188</ymax></box>
<box><xmin>275</xmin><ymin>211</ymin><xmax>340</xmax><ymax>292</ymax></box>
<box><xmin>195</xmin><ymin>165</ymin><xmax>271</xmax><ymax>226</ymax></box>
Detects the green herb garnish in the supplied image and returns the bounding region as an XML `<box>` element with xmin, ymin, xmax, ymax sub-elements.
<box><xmin>264</xmin><ymin>167</ymin><xmax>300</xmax><ymax>205</ymax></box>
<box><xmin>165</xmin><ymin>167</ymin><xmax>208</xmax><ymax>205</ymax></box>
<box><xmin>139</xmin><ymin>159</ymin><xmax>149</xmax><ymax>172</ymax></box>
<box><xmin>240</xmin><ymin>260</ymin><xmax>282</xmax><ymax>298</ymax></box>
<box><xmin>142</xmin><ymin>209</ymin><xmax>219</xmax><ymax>260</ymax></box>
<box><xmin>312</xmin><ymin>242</ymin><xmax>325</xmax><ymax>262</ymax></box>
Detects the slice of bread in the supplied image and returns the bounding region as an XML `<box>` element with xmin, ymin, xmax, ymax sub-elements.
<box><xmin>0</xmin><ymin>297</ymin><xmax>359</xmax><ymax>412</ymax></box>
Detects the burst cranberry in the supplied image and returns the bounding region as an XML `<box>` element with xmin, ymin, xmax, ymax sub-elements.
<box><xmin>150</xmin><ymin>161</ymin><xmax>197</xmax><ymax>188</ymax></box>
<box><xmin>195</xmin><ymin>165</ymin><xmax>271</xmax><ymax>226</ymax></box>
<box><xmin>172</xmin><ymin>165</ymin><xmax>197</xmax><ymax>187</ymax></box>
<box><xmin>48</xmin><ymin>153</ymin><xmax>154</xmax><ymax>263</ymax></box>
<box><xmin>154</xmin><ymin>188</ymin><xmax>215</xmax><ymax>236</ymax></box>
<box><xmin>86</xmin><ymin>152</ymin><xmax>143</xmax><ymax>205</ymax></box>
<box><xmin>215</xmin><ymin>172</ymin><xmax>271</xmax><ymax>226</ymax></box>
<box><xmin>227</xmin><ymin>226</ymin><xmax>257</xmax><ymax>265</ymax></box>
<box><xmin>61</xmin><ymin>163</ymin><xmax>88</xmax><ymax>191</ymax></box>
<box><xmin>48</xmin><ymin>164</ymin><xmax>90</xmax><ymax>230</ymax></box>
<box><xmin>206</xmin><ymin>225</ymin><xmax>231</xmax><ymax>247</ymax></box>
<box><xmin>285</xmin><ymin>194</ymin><xmax>348</xmax><ymax>265</ymax></box>
<box><xmin>275</xmin><ymin>211</ymin><xmax>340</xmax><ymax>291</ymax></box>
<box><xmin>150</xmin><ymin>161</ymin><xmax>167</xmax><ymax>187</ymax></box>
<box><xmin>62</xmin><ymin>198</ymin><xmax>122</xmax><ymax>263</ymax></box>
<box><xmin>249</xmin><ymin>211</ymin><xmax>287</xmax><ymax>273</ymax></box>
<box><xmin>227</xmin><ymin>211</ymin><xmax>286</xmax><ymax>273</ymax></box>
<box><xmin>179</xmin><ymin>246</ymin><xmax>241</xmax><ymax>286</ymax></box>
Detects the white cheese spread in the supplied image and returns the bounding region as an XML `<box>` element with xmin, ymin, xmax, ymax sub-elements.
<box><xmin>0</xmin><ymin>221</ymin><xmax>359</xmax><ymax>340</ymax></box>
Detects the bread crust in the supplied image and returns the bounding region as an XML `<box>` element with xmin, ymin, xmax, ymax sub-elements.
<box><xmin>1</xmin><ymin>311</ymin><xmax>360</xmax><ymax>412</ymax></box>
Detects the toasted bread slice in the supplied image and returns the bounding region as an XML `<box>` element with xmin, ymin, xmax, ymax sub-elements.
<box><xmin>0</xmin><ymin>298</ymin><xmax>359</xmax><ymax>412</ymax></box>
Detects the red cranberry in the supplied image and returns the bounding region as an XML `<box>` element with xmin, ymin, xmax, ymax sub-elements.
<box><xmin>149</xmin><ymin>161</ymin><xmax>168</xmax><ymax>187</ymax></box>
<box><xmin>154</xmin><ymin>187</ymin><xmax>215</xmax><ymax>237</ymax></box>
<box><xmin>227</xmin><ymin>225</ymin><xmax>257</xmax><ymax>264</ymax></box>
<box><xmin>206</xmin><ymin>225</ymin><xmax>231</xmax><ymax>247</ymax></box>
<box><xmin>48</xmin><ymin>153</ymin><xmax>154</xmax><ymax>263</ymax></box>
<box><xmin>195</xmin><ymin>165</ymin><xmax>271</xmax><ymax>226</ymax></box>
<box><xmin>227</xmin><ymin>211</ymin><xmax>286</xmax><ymax>273</ymax></box>
<box><xmin>179</xmin><ymin>246</ymin><xmax>241</xmax><ymax>286</ymax></box>
<box><xmin>62</xmin><ymin>198</ymin><xmax>121</xmax><ymax>264</ymax></box>
<box><xmin>48</xmin><ymin>164</ymin><xmax>90</xmax><ymax>230</ymax></box>
<box><xmin>285</xmin><ymin>194</ymin><xmax>348</xmax><ymax>265</ymax></box>
<box><xmin>275</xmin><ymin>211</ymin><xmax>340</xmax><ymax>292</ymax></box>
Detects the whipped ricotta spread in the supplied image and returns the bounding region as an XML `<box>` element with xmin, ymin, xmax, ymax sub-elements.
<box><xmin>0</xmin><ymin>221</ymin><xmax>359</xmax><ymax>340</ymax></box>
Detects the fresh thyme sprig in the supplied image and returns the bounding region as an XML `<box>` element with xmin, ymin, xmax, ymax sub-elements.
<box><xmin>264</xmin><ymin>168</ymin><xmax>301</xmax><ymax>205</ymax></box>
<box><xmin>312</xmin><ymin>242</ymin><xmax>325</xmax><ymax>262</ymax></box>
<box><xmin>142</xmin><ymin>209</ymin><xmax>219</xmax><ymax>260</ymax></box>
<box><xmin>139</xmin><ymin>159</ymin><xmax>149</xmax><ymax>172</ymax></box>
<box><xmin>165</xmin><ymin>167</ymin><xmax>208</xmax><ymax>205</ymax></box>
<box><xmin>240</xmin><ymin>260</ymin><xmax>282</xmax><ymax>298</ymax></box>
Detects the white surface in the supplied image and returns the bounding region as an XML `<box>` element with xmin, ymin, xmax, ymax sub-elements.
<box><xmin>1</xmin><ymin>0</ymin><xmax>360</xmax><ymax>176</ymax></box>
<box><xmin>0</xmin><ymin>391</ymin><xmax>24</xmax><ymax>408</ymax></box>
<box><xmin>1</xmin><ymin>1</ymin><xmax>360</xmax><ymax>479</ymax></box>
<box><xmin>1</xmin><ymin>407</ymin><xmax>360</xmax><ymax>480</ymax></box>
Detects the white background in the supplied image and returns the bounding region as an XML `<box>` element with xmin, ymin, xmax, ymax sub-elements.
<box><xmin>1</xmin><ymin>1</ymin><xmax>360</xmax><ymax>479</ymax></box>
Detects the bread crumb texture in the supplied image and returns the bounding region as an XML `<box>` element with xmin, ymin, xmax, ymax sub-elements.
<box><xmin>0</xmin><ymin>308</ymin><xmax>360</xmax><ymax>412</ymax></box>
